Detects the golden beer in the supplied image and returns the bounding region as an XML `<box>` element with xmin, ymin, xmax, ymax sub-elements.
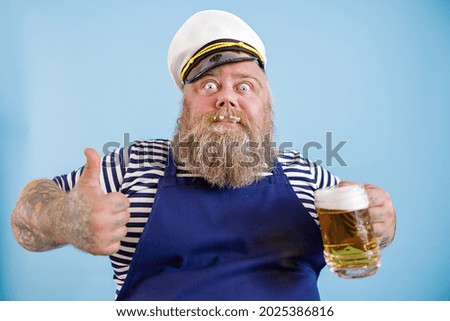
<box><xmin>315</xmin><ymin>184</ymin><xmax>381</xmax><ymax>278</ymax></box>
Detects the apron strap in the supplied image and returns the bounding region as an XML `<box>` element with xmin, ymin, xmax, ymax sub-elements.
<box><xmin>164</xmin><ymin>147</ymin><xmax>177</xmax><ymax>178</ymax></box>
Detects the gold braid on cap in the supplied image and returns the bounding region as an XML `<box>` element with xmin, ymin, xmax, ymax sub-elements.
<box><xmin>180</xmin><ymin>40</ymin><xmax>264</xmax><ymax>86</ymax></box>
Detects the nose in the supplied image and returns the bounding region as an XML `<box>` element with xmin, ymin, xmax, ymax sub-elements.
<box><xmin>215</xmin><ymin>88</ymin><xmax>237</xmax><ymax>109</ymax></box>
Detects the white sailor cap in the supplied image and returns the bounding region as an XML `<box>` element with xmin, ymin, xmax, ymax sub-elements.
<box><xmin>167</xmin><ymin>10</ymin><xmax>266</xmax><ymax>90</ymax></box>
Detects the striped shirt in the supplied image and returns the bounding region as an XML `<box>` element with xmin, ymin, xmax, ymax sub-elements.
<box><xmin>53</xmin><ymin>139</ymin><xmax>339</xmax><ymax>296</ymax></box>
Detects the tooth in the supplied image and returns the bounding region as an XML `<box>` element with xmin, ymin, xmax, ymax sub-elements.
<box><xmin>219</xmin><ymin>115</ymin><xmax>225</xmax><ymax>120</ymax></box>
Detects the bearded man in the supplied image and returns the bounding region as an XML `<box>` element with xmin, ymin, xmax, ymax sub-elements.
<box><xmin>172</xmin><ymin>63</ymin><xmax>275</xmax><ymax>188</ymax></box>
<box><xmin>10</xmin><ymin>10</ymin><xmax>396</xmax><ymax>300</ymax></box>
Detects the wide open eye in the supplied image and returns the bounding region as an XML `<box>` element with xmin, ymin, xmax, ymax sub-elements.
<box><xmin>238</xmin><ymin>83</ymin><xmax>251</xmax><ymax>92</ymax></box>
<box><xmin>204</xmin><ymin>82</ymin><xmax>218</xmax><ymax>91</ymax></box>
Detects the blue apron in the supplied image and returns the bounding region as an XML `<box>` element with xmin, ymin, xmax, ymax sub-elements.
<box><xmin>116</xmin><ymin>150</ymin><xmax>325</xmax><ymax>300</ymax></box>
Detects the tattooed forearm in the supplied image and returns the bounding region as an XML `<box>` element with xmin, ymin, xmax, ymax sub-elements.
<box><xmin>11</xmin><ymin>179</ymin><xmax>68</xmax><ymax>251</ymax></box>
<box><xmin>59</xmin><ymin>189</ymin><xmax>96</xmax><ymax>253</ymax></box>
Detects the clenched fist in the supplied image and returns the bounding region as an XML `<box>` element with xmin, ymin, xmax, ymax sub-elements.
<box><xmin>339</xmin><ymin>181</ymin><xmax>396</xmax><ymax>249</ymax></box>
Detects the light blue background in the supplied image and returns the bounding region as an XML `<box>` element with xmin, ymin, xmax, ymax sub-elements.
<box><xmin>1</xmin><ymin>0</ymin><xmax>449</xmax><ymax>300</ymax></box>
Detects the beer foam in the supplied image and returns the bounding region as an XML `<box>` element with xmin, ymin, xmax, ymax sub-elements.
<box><xmin>314</xmin><ymin>184</ymin><xmax>369</xmax><ymax>211</ymax></box>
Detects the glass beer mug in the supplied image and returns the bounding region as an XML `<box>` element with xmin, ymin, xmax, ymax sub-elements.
<box><xmin>314</xmin><ymin>184</ymin><xmax>381</xmax><ymax>278</ymax></box>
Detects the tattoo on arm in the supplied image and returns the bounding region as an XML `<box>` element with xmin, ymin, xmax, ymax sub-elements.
<box><xmin>59</xmin><ymin>189</ymin><xmax>95</xmax><ymax>252</ymax></box>
<box><xmin>11</xmin><ymin>178</ymin><xmax>98</xmax><ymax>253</ymax></box>
<box><xmin>11</xmin><ymin>179</ymin><xmax>68</xmax><ymax>251</ymax></box>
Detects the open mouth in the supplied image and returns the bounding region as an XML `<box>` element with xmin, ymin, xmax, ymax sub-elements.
<box><xmin>213</xmin><ymin>115</ymin><xmax>241</xmax><ymax>124</ymax></box>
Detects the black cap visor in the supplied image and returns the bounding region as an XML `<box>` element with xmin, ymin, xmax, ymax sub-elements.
<box><xmin>185</xmin><ymin>50</ymin><xmax>258</xmax><ymax>84</ymax></box>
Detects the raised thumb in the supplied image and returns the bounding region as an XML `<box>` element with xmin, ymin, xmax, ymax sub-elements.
<box><xmin>80</xmin><ymin>147</ymin><xmax>101</xmax><ymax>186</ymax></box>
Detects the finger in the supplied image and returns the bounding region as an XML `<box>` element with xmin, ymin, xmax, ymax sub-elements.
<box><xmin>80</xmin><ymin>148</ymin><xmax>102</xmax><ymax>187</ymax></box>
<box><xmin>369</xmin><ymin>207</ymin><xmax>395</xmax><ymax>245</ymax></box>
<box><xmin>364</xmin><ymin>185</ymin><xmax>390</xmax><ymax>207</ymax></box>
<box><xmin>372</xmin><ymin>223</ymin><xmax>393</xmax><ymax>249</ymax></box>
<box><xmin>92</xmin><ymin>226</ymin><xmax>128</xmax><ymax>256</ymax></box>
<box><xmin>112</xmin><ymin>210</ymin><xmax>131</xmax><ymax>228</ymax></box>
<box><xmin>105</xmin><ymin>227</ymin><xmax>128</xmax><ymax>255</ymax></box>
<box><xmin>368</xmin><ymin>206</ymin><xmax>385</xmax><ymax>223</ymax></box>
<box><xmin>101</xmin><ymin>242</ymin><xmax>121</xmax><ymax>256</ymax></box>
<box><xmin>111</xmin><ymin>226</ymin><xmax>128</xmax><ymax>242</ymax></box>
<box><xmin>372</xmin><ymin>222</ymin><xmax>385</xmax><ymax>238</ymax></box>
<box><xmin>104</xmin><ymin>192</ymin><xmax>130</xmax><ymax>212</ymax></box>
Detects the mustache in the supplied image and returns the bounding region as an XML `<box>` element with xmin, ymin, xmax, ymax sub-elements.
<box><xmin>200</xmin><ymin>108</ymin><xmax>252</xmax><ymax>129</ymax></box>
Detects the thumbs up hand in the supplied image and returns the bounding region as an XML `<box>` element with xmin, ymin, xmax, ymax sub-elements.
<box><xmin>64</xmin><ymin>148</ymin><xmax>130</xmax><ymax>255</ymax></box>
